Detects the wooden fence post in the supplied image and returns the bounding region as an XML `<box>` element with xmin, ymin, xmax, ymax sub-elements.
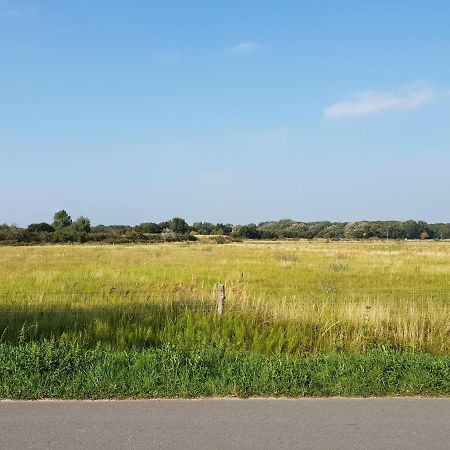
<box><xmin>218</xmin><ymin>284</ymin><xmax>225</xmax><ymax>315</ymax></box>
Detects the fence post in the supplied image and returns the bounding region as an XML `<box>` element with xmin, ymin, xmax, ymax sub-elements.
<box><xmin>218</xmin><ymin>284</ymin><xmax>225</xmax><ymax>315</ymax></box>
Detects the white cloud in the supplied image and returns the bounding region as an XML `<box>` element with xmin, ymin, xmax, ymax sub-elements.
<box><xmin>229</xmin><ymin>42</ymin><xmax>259</xmax><ymax>55</ymax></box>
<box><xmin>324</xmin><ymin>83</ymin><xmax>437</xmax><ymax>119</ymax></box>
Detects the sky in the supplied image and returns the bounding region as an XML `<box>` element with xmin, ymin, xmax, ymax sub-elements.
<box><xmin>1</xmin><ymin>0</ymin><xmax>450</xmax><ymax>226</ymax></box>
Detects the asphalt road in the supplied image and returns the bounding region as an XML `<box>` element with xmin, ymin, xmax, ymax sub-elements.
<box><xmin>0</xmin><ymin>398</ymin><xmax>449</xmax><ymax>449</ymax></box>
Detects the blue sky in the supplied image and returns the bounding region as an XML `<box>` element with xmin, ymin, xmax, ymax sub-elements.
<box><xmin>1</xmin><ymin>0</ymin><xmax>450</xmax><ymax>225</ymax></box>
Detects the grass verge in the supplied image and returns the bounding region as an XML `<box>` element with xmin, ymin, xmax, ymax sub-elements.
<box><xmin>1</xmin><ymin>341</ymin><xmax>449</xmax><ymax>399</ymax></box>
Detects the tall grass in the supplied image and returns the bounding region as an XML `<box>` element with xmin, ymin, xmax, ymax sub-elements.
<box><xmin>0</xmin><ymin>241</ymin><xmax>448</xmax><ymax>355</ymax></box>
<box><xmin>1</xmin><ymin>299</ymin><xmax>448</xmax><ymax>354</ymax></box>
<box><xmin>1</xmin><ymin>241</ymin><xmax>449</xmax><ymax>398</ymax></box>
<box><xmin>1</xmin><ymin>241</ymin><xmax>448</xmax><ymax>302</ymax></box>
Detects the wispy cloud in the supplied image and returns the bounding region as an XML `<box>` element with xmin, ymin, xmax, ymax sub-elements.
<box><xmin>228</xmin><ymin>42</ymin><xmax>259</xmax><ymax>55</ymax></box>
<box><xmin>324</xmin><ymin>83</ymin><xmax>437</xmax><ymax>119</ymax></box>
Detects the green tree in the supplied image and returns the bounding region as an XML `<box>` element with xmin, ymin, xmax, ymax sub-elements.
<box><xmin>168</xmin><ymin>217</ymin><xmax>190</xmax><ymax>234</ymax></box>
<box><xmin>236</xmin><ymin>224</ymin><xmax>262</xmax><ymax>239</ymax></box>
<box><xmin>27</xmin><ymin>222</ymin><xmax>54</xmax><ymax>233</ymax></box>
<box><xmin>134</xmin><ymin>222</ymin><xmax>162</xmax><ymax>234</ymax></box>
<box><xmin>53</xmin><ymin>210</ymin><xmax>72</xmax><ymax>229</ymax></box>
<box><xmin>73</xmin><ymin>216</ymin><xmax>91</xmax><ymax>234</ymax></box>
<box><xmin>192</xmin><ymin>222</ymin><xmax>215</xmax><ymax>234</ymax></box>
<box><xmin>214</xmin><ymin>223</ymin><xmax>233</xmax><ymax>235</ymax></box>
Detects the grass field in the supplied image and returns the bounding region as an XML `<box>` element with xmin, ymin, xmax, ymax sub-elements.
<box><xmin>1</xmin><ymin>240</ymin><xmax>449</xmax><ymax>397</ymax></box>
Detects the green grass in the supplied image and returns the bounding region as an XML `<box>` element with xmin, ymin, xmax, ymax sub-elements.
<box><xmin>0</xmin><ymin>241</ymin><xmax>449</xmax><ymax>397</ymax></box>
<box><xmin>2</xmin><ymin>305</ymin><xmax>449</xmax><ymax>355</ymax></box>
<box><xmin>1</xmin><ymin>341</ymin><xmax>449</xmax><ymax>399</ymax></box>
<box><xmin>1</xmin><ymin>241</ymin><xmax>449</xmax><ymax>302</ymax></box>
<box><xmin>0</xmin><ymin>241</ymin><xmax>449</xmax><ymax>355</ymax></box>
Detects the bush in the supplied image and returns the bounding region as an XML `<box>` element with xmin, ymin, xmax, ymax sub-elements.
<box><xmin>27</xmin><ymin>223</ymin><xmax>54</xmax><ymax>233</ymax></box>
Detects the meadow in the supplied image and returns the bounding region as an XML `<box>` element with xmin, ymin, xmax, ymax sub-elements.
<box><xmin>0</xmin><ymin>240</ymin><xmax>449</xmax><ymax>397</ymax></box>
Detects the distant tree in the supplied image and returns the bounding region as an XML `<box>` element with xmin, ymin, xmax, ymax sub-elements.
<box><xmin>192</xmin><ymin>222</ymin><xmax>234</xmax><ymax>235</ymax></box>
<box><xmin>214</xmin><ymin>223</ymin><xmax>233</xmax><ymax>235</ymax></box>
<box><xmin>400</xmin><ymin>220</ymin><xmax>421</xmax><ymax>239</ymax></box>
<box><xmin>318</xmin><ymin>223</ymin><xmax>346</xmax><ymax>239</ymax></box>
<box><xmin>384</xmin><ymin>221</ymin><xmax>403</xmax><ymax>239</ymax></box>
<box><xmin>123</xmin><ymin>229</ymin><xmax>144</xmax><ymax>242</ymax></box>
<box><xmin>236</xmin><ymin>224</ymin><xmax>262</xmax><ymax>239</ymax></box>
<box><xmin>258</xmin><ymin>220</ymin><xmax>309</xmax><ymax>238</ymax></box>
<box><xmin>53</xmin><ymin>210</ymin><xmax>72</xmax><ymax>229</ymax></box>
<box><xmin>27</xmin><ymin>222</ymin><xmax>54</xmax><ymax>233</ymax></box>
<box><xmin>192</xmin><ymin>222</ymin><xmax>215</xmax><ymax>235</ymax></box>
<box><xmin>284</xmin><ymin>223</ymin><xmax>308</xmax><ymax>238</ymax></box>
<box><xmin>344</xmin><ymin>221</ymin><xmax>383</xmax><ymax>239</ymax></box>
<box><xmin>73</xmin><ymin>216</ymin><xmax>91</xmax><ymax>234</ymax></box>
<box><xmin>304</xmin><ymin>222</ymin><xmax>331</xmax><ymax>239</ymax></box>
<box><xmin>259</xmin><ymin>228</ymin><xmax>277</xmax><ymax>239</ymax></box>
<box><xmin>429</xmin><ymin>223</ymin><xmax>450</xmax><ymax>239</ymax></box>
<box><xmin>0</xmin><ymin>224</ymin><xmax>20</xmax><ymax>242</ymax></box>
<box><xmin>134</xmin><ymin>222</ymin><xmax>163</xmax><ymax>234</ymax></box>
<box><xmin>168</xmin><ymin>217</ymin><xmax>190</xmax><ymax>234</ymax></box>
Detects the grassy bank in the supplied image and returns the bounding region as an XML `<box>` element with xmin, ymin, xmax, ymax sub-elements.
<box><xmin>1</xmin><ymin>341</ymin><xmax>449</xmax><ymax>399</ymax></box>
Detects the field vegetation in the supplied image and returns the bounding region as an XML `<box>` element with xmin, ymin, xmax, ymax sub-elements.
<box><xmin>0</xmin><ymin>240</ymin><xmax>449</xmax><ymax>397</ymax></box>
<box><xmin>2</xmin><ymin>209</ymin><xmax>450</xmax><ymax>244</ymax></box>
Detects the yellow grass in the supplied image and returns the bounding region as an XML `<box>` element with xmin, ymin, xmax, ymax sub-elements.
<box><xmin>0</xmin><ymin>240</ymin><xmax>449</xmax><ymax>354</ymax></box>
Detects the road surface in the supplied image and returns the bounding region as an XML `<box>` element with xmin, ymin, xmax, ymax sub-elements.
<box><xmin>1</xmin><ymin>398</ymin><xmax>449</xmax><ymax>449</ymax></box>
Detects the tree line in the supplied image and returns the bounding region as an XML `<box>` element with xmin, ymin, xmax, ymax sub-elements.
<box><xmin>1</xmin><ymin>210</ymin><xmax>449</xmax><ymax>245</ymax></box>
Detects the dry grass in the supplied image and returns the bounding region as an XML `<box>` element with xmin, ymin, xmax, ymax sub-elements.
<box><xmin>0</xmin><ymin>240</ymin><xmax>449</xmax><ymax>354</ymax></box>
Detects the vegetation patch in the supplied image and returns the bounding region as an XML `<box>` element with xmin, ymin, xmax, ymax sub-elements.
<box><xmin>2</xmin><ymin>210</ymin><xmax>450</xmax><ymax>245</ymax></box>
<box><xmin>1</xmin><ymin>341</ymin><xmax>449</xmax><ymax>399</ymax></box>
<box><xmin>0</xmin><ymin>241</ymin><xmax>448</xmax><ymax>397</ymax></box>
